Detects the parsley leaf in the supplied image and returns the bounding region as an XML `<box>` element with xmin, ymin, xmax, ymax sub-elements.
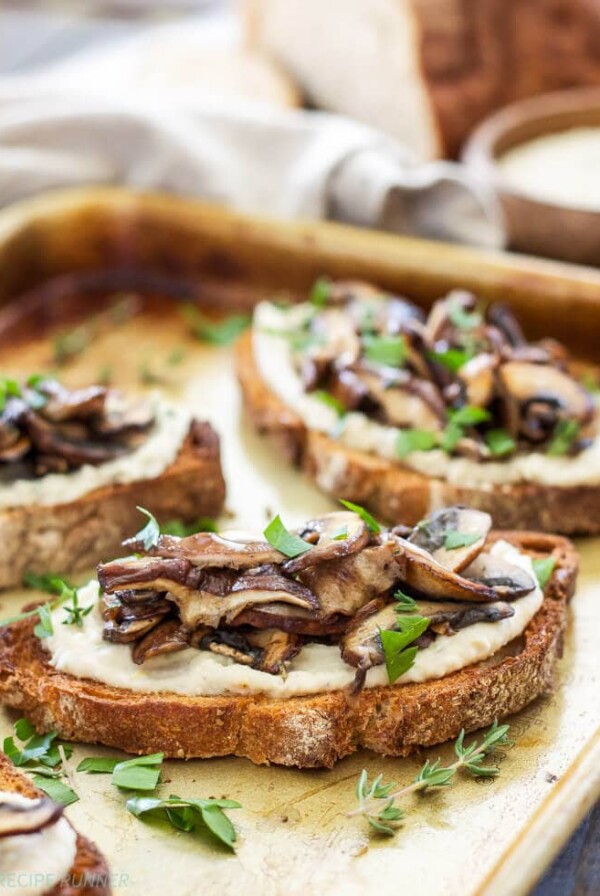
<box><xmin>161</xmin><ymin>517</ymin><xmax>218</xmax><ymax>536</ymax></box>
<box><xmin>309</xmin><ymin>277</ymin><xmax>331</xmax><ymax>308</ymax></box>
<box><xmin>485</xmin><ymin>428</ymin><xmax>516</xmax><ymax>457</ymax></box>
<box><xmin>3</xmin><ymin>720</ymin><xmax>77</xmax><ymax>805</ymax></box>
<box><xmin>0</xmin><ymin>377</ymin><xmax>21</xmax><ymax>412</ymax></box>
<box><xmin>395</xmin><ymin>428</ymin><xmax>437</xmax><ymax>458</ymax></box>
<box><xmin>547</xmin><ymin>419</ymin><xmax>580</xmax><ymax>457</ymax></box>
<box><xmin>394</xmin><ymin>588</ymin><xmax>418</xmax><ymax>612</ymax></box>
<box><xmin>338</xmin><ymin>499</ymin><xmax>381</xmax><ymax>534</ymax></box>
<box><xmin>380</xmin><ymin>615</ymin><xmax>430</xmax><ymax>683</ymax></box>
<box><xmin>444</xmin><ymin>531</ymin><xmax>482</xmax><ymax>550</ymax></box>
<box><xmin>448</xmin><ymin>406</ymin><xmax>491</xmax><ymax>427</ymax></box>
<box><xmin>134</xmin><ymin>506</ymin><xmax>161</xmax><ymax>550</ymax></box>
<box><xmin>363</xmin><ymin>334</ymin><xmax>407</xmax><ymax>368</ymax></box>
<box><xmin>78</xmin><ymin>752</ymin><xmax>163</xmax><ymax>790</ymax></box>
<box><xmin>33</xmin><ymin>603</ymin><xmax>54</xmax><ymax>639</ymax></box>
<box><xmin>182</xmin><ymin>305</ymin><xmax>250</xmax><ymax>346</ymax></box>
<box><xmin>448</xmin><ymin>296</ymin><xmax>482</xmax><ymax>331</ymax></box>
<box><xmin>126</xmin><ymin>795</ymin><xmax>241</xmax><ymax>851</ymax></box>
<box><xmin>428</xmin><ymin>348</ymin><xmax>473</xmax><ymax>373</ymax></box>
<box><xmin>263</xmin><ymin>515</ymin><xmax>312</xmax><ymax>558</ymax></box>
<box><xmin>532</xmin><ymin>556</ymin><xmax>556</xmax><ymax>590</ymax></box>
<box><xmin>313</xmin><ymin>390</ymin><xmax>346</xmax><ymax>417</ymax></box>
<box><xmin>33</xmin><ymin>776</ymin><xmax>79</xmax><ymax>806</ymax></box>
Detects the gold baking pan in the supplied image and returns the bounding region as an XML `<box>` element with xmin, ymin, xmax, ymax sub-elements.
<box><xmin>0</xmin><ymin>188</ymin><xmax>598</xmax><ymax>896</ymax></box>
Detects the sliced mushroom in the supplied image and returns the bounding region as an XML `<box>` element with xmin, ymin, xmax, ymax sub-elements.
<box><xmin>22</xmin><ymin>409</ymin><xmax>125</xmax><ymax>467</ymax></box>
<box><xmin>310</xmin><ymin>308</ymin><xmax>361</xmax><ymax>368</ymax></box>
<box><xmin>0</xmin><ymin>796</ymin><xmax>63</xmax><ymax>839</ymax></box>
<box><xmin>103</xmin><ymin>610</ymin><xmax>171</xmax><ymax>644</ymax></box>
<box><xmin>232</xmin><ymin>602</ymin><xmax>349</xmax><ymax>636</ymax></box>
<box><xmin>282</xmin><ymin>511</ymin><xmax>370</xmax><ymax>574</ymax></box>
<box><xmin>246</xmin><ymin>628</ymin><xmax>303</xmax><ymax>674</ymax></box>
<box><xmin>400</xmin><ymin>541</ymin><xmax>498</xmax><ymax>602</ymax></box>
<box><xmin>458</xmin><ymin>353</ymin><xmax>498</xmax><ymax>408</ymax></box>
<box><xmin>486</xmin><ymin>303</ymin><xmax>525</xmax><ymax>347</ymax></box>
<box><xmin>425</xmin><ymin>290</ymin><xmax>479</xmax><ymax>343</ymax></box>
<box><xmin>499</xmin><ymin>362</ymin><xmax>594</xmax><ymax>440</ymax></box>
<box><xmin>0</xmin><ymin>433</ymin><xmax>30</xmax><ymax>462</ymax></box>
<box><xmin>123</xmin><ymin>531</ymin><xmax>286</xmax><ymax>571</ymax></box>
<box><xmin>38</xmin><ymin>382</ymin><xmax>107</xmax><ymax>422</ymax></box>
<box><xmin>95</xmin><ymin>394</ymin><xmax>155</xmax><ymax>435</ymax></box>
<box><xmin>461</xmin><ymin>552</ymin><xmax>536</xmax><ymax>600</ymax></box>
<box><xmin>407</xmin><ymin>507</ymin><xmax>491</xmax><ymax>573</ymax></box>
<box><xmin>131</xmin><ymin>619</ymin><xmax>190</xmax><ymax>664</ymax></box>
<box><xmin>356</xmin><ymin>368</ymin><xmax>445</xmax><ymax>430</ymax></box>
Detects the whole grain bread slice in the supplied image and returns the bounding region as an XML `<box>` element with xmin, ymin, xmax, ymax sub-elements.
<box><xmin>0</xmin><ymin>420</ymin><xmax>225</xmax><ymax>590</ymax></box>
<box><xmin>0</xmin><ymin>753</ymin><xmax>110</xmax><ymax>896</ymax></box>
<box><xmin>236</xmin><ymin>330</ymin><xmax>600</xmax><ymax>534</ymax></box>
<box><xmin>0</xmin><ymin>533</ymin><xmax>577</xmax><ymax>769</ymax></box>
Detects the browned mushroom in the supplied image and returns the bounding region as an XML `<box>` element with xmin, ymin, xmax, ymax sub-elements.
<box><xmin>458</xmin><ymin>353</ymin><xmax>498</xmax><ymax>408</ymax></box>
<box><xmin>123</xmin><ymin>530</ymin><xmax>286</xmax><ymax>571</ymax></box>
<box><xmin>461</xmin><ymin>552</ymin><xmax>536</xmax><ymax>600</ymax></box>
<box><xmin>37</xmin><ymin>382</ymin><xmax>107</xmax><ymax>422</ymax></box>
<box><xmin>246</xmin><ymin>628</ymin><xmax>303</xmax><ymax>674</ymax></box>
<box><xmin>131</xmin><ymin>619</ymin><xmax>190</xmax><ymax>664</ymax></box>
<box><xmin>0</xmin><ymin>796</ymin><xmax>63</xmax><ymax>839</ymax></box>
<box><xmin>486</xmin><ymin>303</ymin><xmax>525</xmax><ymax>347</ymax></box>
<box><xmin>407</xmin><ymin>507</ymin><xmax>492</xmax><ymax>573</ymax></box>
<box><xmin>283</xmin><ymin>511</ymin><xmax>370</xmax><ymax>574</ymax></box>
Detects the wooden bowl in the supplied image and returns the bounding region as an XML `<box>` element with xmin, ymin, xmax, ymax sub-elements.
<box><xmin>463</xmin><ymin>88</ymin><xmax>600</xmax><ymax>266</ymax></box>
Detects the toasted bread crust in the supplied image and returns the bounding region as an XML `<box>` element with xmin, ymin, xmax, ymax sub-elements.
<box><xmin>236</xmin><ymin>331</ymin><xmax>600</xmax><ymax>534</ymax></box>
<box><xmin>0</xmin><ymin>533</ymin><xmax>577</xmax><ymax>769</ymax></box>
<box><xmin>0</xmin><ymin>754</ymin><xmax>110</xmax><ymax>896</ymax></box>
<box><xmin>0</xmin><ymin>420</ymin><xmax>225</xmax><ymax>590</ymax></box>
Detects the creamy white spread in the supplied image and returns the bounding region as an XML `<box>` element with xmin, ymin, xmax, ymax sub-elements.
<box><xmin>0</xmin><ymin>792</ymin><xmax>77</xmax><ymax>896</ymax></box>
<box><xmin>44</xmin><ymin>541</ymin><xmax>542</xmax><ymax>698</ymax></box>
<box><xmin>0</xmin><ymin>397</ymin><xmax>191</xmax><ymax>510</ymax></box>
<box><xmin>253</xmin><ymin>302</ymin><xmax>600</xmax><ymax>488</ymax></box>
<box><xmin>498</xmin><ymin>127</ymin><xmax>600</xmax><ymax>211</ymax></box>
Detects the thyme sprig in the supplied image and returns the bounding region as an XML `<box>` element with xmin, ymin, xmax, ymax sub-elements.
<box><xmin>349</xmin><ymin>721</ymin><xmax>511</xmax><ymax>835</ymax></box>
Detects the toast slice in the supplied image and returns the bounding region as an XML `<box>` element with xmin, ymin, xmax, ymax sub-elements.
<box><xmin>0</xmin><ymin>753</ymin><xmax>110</xmax><ymax>895</ymax></box>
<box><xmin>0</xmin><ymin>420</ymin><xmax>225</xmax><ymax>590</ymax></box>
<box><xmin>0</xmin><ymin>532</ymin><xmax>577</xmax><ymax>769</ymax></box>
<box><xmin>236</xmin><ymin>331</ymin><xmax>600</xmax><ymax>534</ymax></box>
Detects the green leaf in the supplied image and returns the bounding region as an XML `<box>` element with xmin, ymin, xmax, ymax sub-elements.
<box><xmin>263</xmin><ymin>515</ymin><xmax>312</xmax><ymax>558</ymax></box>
<box><xmin>363</xmin><ymin>334</ymin><xmax>407</xmax><ymax>368</ymax></box>
<box><xmin>394</xmin><ymin>588</ymin><xmax>418</xmax><ymax>613</ymax></box>
<box><xmin>14</xmin><ymin>718</ymin><xmax>36</xmax><ymax>741</ymax></box>
<box><xmin>76</xmin><ymin>756</ymin><xmax>121</xmax><ymax>774</ymax></box>
<box><xmin>33</xmin><ymin>603</ymin><xmax>54</xmax><ymax>639</ymax></box>
<box><xmin>439</xmin><ymin>421</ymin><xmax>463</xmax><ymax>453</ymax></box>
<box><xmin>380</xmin><ymin>614</ymin><xmax>430</xmax><ymax>683</ymax></box>
<box><xmin>580</xmin><ymin>371</ymin><xmax>600</xmax><ymax>394</ymax></box>
<box><xmin>22</xmin><ymin>572</ymin><xmax>73</xmax><ymax>595</ymax></box>
<box><xmin>448</xmin><ymin>406</ymin><xmax>491</xmax><ymax>427</ymax></box>
<box><xmin>532</xmin><ymin>556</ymin><xmax>556</xmax><ymax>590</ymax></box>
<box><xmin>428</xmin><ymin>348</ymin><xmax>472</xmax><ymax>373</ymax></box>
<box><xmin>126</xmin><ymin>795</ymin><xmax>241</xmax><ymax>851</ymax></box>
<box><xmin>32</xmin><ymin>775</ymin><xmax>79</xmax><ymax>806</ymax></box>
<box><xmin>547</xmin><ymin>419</ymin><xmax>580</xmax><ymax>457</ymax></box>
<box><xmin>367</xmin><ymin>816</ymin><xmax>398</xmax><ymax>836</ymax></box>
<box><xmin>182</xmin><ymin>305</ymin><xmax>251</xmax><ymax>346</ymax></box>
<box><xmin>444</xmin><ymin>530</ymin><xmax>482</xmax><ymax>550</ymax></box>
<box><xmin>167</xmin><ymin>347</ymin><xmax>186</xmax><ymax>366</ymax></box>
<box><xmin>112</xmin><ymin>753</ymin><xmax>164</xmax><ymax>791</ymax></box>
<box><xmin>338</xmin><ymin>500</ymin><xmax>381</xmax><ymax>534</ymax></box>
<box><xmin>485</xmin><ymin>428</ymin><xmax>516</xmax><ymax>457</ymax></box>
<box><xmin>0</xmin><ymin>377</ymin><xmax>21</xmax><ymax>412</ymax></box>
<box><xmin>395</xmin><ymin>428</ymin><xmax>437</xmax><ymax>458</ymax></box>
<box><xmin>134</xmin><ymin>506</ymin><xmax>161</xmax><ymax>550</ymax></box>
<box><xmin>161</xmin><ymin>517</ymin><xmax>218</xmax><ymax>537</ymax></box>
<box><xmin>448</xmin><ymin>297</ymin><xmax>482</xmax><ymax>331</ymax></box>
<box><xmin>53</xmin><ymin>325</ymin><xmax>92</xmax><ymax>365</ymax></box>
<box><xmin>313</xmin><ymin>390</ymin><xmax>346</xmax><ymax>417</ymax></box>
<box><xmin>309</xmin><ymin>277</ymin><xmax>331</xmax><ymax>308</ymax></box>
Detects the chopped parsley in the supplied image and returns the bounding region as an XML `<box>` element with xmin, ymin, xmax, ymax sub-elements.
<box><xmin>444</xmin><ymin>531</ymin><xmax>482</xmax><ymax>550</ymax></box>
<box><xmin>428</xmin><ymin>348</ymin><xmax>473</xmax><ymax>373</ymax></box>
<box><xmin>485</xmin><ymin>428</ymin><xmax>516</xmax><ymax>457</ymax></box>
<box><xmin>363</xmin><ymin>334</ymin><xmax>407</xmax><ymax>368</ymax></box>
<box><xmin>263</xmin><ymin>514</ymin><xmax>312</xmax><ymax>558</ymax></box>
<box><xmin>448</xmin><ymin>296</ymin><xmax>483</xmax><ymax>330</ymax></box>
<box><xmin>182</xmin><ymin>305</ymin><xmax>251</xmax><ymax>346</ymax></box>
<box><xmin>309</xmin><ymin>277</ymin><xmax>331</xmax><ymax>308</ymax></box>
<box><xmin>546</xmin><ymin>419</ymin><xmax>580</xmax><ymax>457</ymax></box>
<box><xmin>134</xmin><ymin>506</ymin><xmax>161</xmax><ymax>550</ymax></box>
<box><xmin>126</xmin><ymin>795</ymin><xmax>241</xmax><ymax>851</ymax></box>
<box><xmin>532</xmin><ymin>556</ymin><xmax>556</xmax><ymax>589</ymax></box>
<box><xmin>338</xmin><ymin>499</ymin><xmax>381</xmax><ymax>534</ymax></box>
<box><xmin>395</xmin><ymin>428</ymin><xmax>437</xmax><ymax>458</ymax></box>
<box><xmin>380</xmin><ymin>615</ymin><xmax>430</xmax><ymax>683</ymax></box>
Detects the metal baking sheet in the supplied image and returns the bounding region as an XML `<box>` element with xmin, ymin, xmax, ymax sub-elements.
<box><xmin>0</xmin><ymin>189</ymin><xmax>598</xmax><ymax>895</ymax></box>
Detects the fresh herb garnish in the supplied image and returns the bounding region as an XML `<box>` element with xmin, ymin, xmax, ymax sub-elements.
<box><xmin>395</xmin><ymin>428</ymin><xmax>437</xmax><ymax>458</ymax></box>
<box><xmin>167</xmin><ymin>347</ymin><xmax>186</xmax><ymax>366</ymax></box>
<box><xmin>428</xmin><ymin>348</ymin><xmax>473</xmax><ymax>373</ymax></box>
<box><xmin>547</xmin><ymin>419</ymin><xmax>580</xmax><ymax>457</ymax></box>
<box><xmin>580</xmin><ymin>371</ymin><xmax>600</xmax><ymax>394</ymax></box>
<box><xmin>379</xmin><ymin>615</ymin><xmax>430</xmax><ymax>683</ymax></box>
<box><xmin>440</xmin><ymin>406</ymin><xmax>491</xmax><ymax>454</ymax></box>
<box><xmin>0</xmin><ymin>574</ymin><xmax>74</xmax><ymax>637</ymax></box>
<box><xmin>532</xmin><ymin>556</ymin><xmax>556</xmax><ymax>589</ymax></box>
<box><xmin>313</xmin><ymin>390</ymin><xmax>346</xmax><ymax>417</ymax></box>
<box><xmin>3</xmin><ymin>719</ymin><xmax>78</xmax><ymax>806</ymax></box>
<box><xmin>332</xmin><ymin>527</ymin><xmax>349</xmax><ymax>541</ymax></box>
<box><xmin>485</xmin><ymin>428</ymin><xmax>516</xmax><ymax>457</ymax></box>
<box><xmin>263</xmin><ymin>515</ymin><xmax>312</xmax><ymax>558</ymax></box>
<box><xmin>309</xmin><ymin>277</ymin><xmax>331</xmax><ymax>308</ymax></box>
<box><xmin>126</xmin><ymin>795</ymin><xmax>241</xmax><ymax>851</ymax></box>
<box><xmin>394</xmin><ymin>588</ymin><xmax>418</xmax><ymax>612</ymax></box>
<box><xmin>161</xmin><ymin>517</ymin><xmax>218</xmax><ymax>536</ymax></box>
<box><xmin>338</xmin><ymin>499</ymin><xmax>381</xmax><ymax>534</ymax></box>
<box><xmin>350</xmin><ymin>721</ymin><xmax>511</xmax><ymax>835</ymax></box>
<box><xmin>363</xmin><ymin>334</ymin><xmax>407</xmax><ymax>368</ymax></box>
<box><xmin>448</xmin><ymin>297</ymin><xmax>482</xmax><ymax>331</ymax></box>
<box><xmin>182</xmin><ymin>305</ymin><xmax>251</xmax><ymax>346</ymax></box>
<box><xmin>33</xmin><ymin>603</ymin><xmax>54</xmax><ymax>639</ymax></box>
<box><xmin>134</xmin><ymin>506</ymin><xmax>161</xmax><ymax>550</ymax></box>
<box><xmin>444</xmin><ymin>530</ymin><xmax>482</xmax><ymax>550</ymax></box>
<box><xmin>62</xmin><ymin>589</ymin><xmax>93</xmax><ymax>627</ymax></box>
<box><xmin>77</xmin><ymin>753</ymin><xmax>163</xmax><ymax>791</ymax></box>
<box><xmin>0</xmin><ymin>377</ymin><xmax>21</xmax><ymax>412</ymax></box>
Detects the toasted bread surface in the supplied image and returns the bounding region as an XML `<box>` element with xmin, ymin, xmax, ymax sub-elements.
<box><xmin>236</xmin><ymin>331</ymin><xmax>600</xmax><ymax>534</ymax></box>
<box><xmin>0</xmin><ymin>420</ymin><xmax>225</xmax><ymax>590</ymax></box>
<box><xmin>0</xmin><ymin>533</ymin><xmax>577</xmax><ymax>769</ymax></box>
<box><xmin>0</xmin><ymin>753</ymin><xmax>110</xmax><ymax>896</ymax></box>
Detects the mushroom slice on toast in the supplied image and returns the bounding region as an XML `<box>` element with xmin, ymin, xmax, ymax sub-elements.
<box><xmin>283</xmin><ymin>510</ymin><xmax>370</xmax><ymax>573</ymax></box>
<box><xmin>0</xmin><ymin>796</ymin><xmax>63</xmax><ymax>838</ymax></box>
<box><xmin>123</xmin><ymin>530</ymin><xmax>286</xmax><ymax>570</ymax></box>
<box><xmin>407</xmin><ymin>506</ymin><xmax>492</xmax><ymax>573</ymax></box>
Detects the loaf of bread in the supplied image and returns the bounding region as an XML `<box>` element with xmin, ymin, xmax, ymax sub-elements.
<box><xmin>246</xmin><ymin>0</ymin><xmax>600</xmax><ymax>158</ymax></box>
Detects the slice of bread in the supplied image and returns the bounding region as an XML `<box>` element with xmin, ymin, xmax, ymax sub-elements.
<box><xmin>0</xmin><ymin>753</ymin><xmax>110</xmax><ymax>896</ymax></box>
<box><xmin>0</xmin><ymin>532</ymin><xmax>577</xmax><ymax>769</ymax></box>
<box><xmin>236</xmin><ymin>331</ymin><xmax>600</xmax><ymax>535</ymax></box>
<box><xmin>0</xmin><ymin>420</ymin><xmax>225</xmax><ymax>590</ymax></box>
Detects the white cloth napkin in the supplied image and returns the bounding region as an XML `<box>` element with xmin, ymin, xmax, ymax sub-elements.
<box><xmin>0</xmin><ymin>17</ymin><xmax>505</xmax><ymax>248</ymax></box>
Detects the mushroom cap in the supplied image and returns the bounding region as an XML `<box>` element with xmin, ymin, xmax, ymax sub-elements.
<box><xmin>0</xmin><ymin>794</ymin><xmax>63</xmax><ymax>839</ymax></box>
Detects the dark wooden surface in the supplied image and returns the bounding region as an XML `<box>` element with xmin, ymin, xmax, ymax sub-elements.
<box><xmin>0</xmin><ymin>4</ymin><xmax>598</xmax><ymax>893</ymax></box>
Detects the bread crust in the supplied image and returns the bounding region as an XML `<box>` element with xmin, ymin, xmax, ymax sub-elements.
<box><xmin>236</xmin><ymin>331</ymin><xmax>600</xmax><ymax>534</ymax></box>
<box><xmin>0</xmin><ymin>533</ymin><xmax>577</xmax><ymax>769</ymax></box>
<box><xmin>0</xmin><ymin>420</ymin><xmax>225</xmax><ymax>590</ymax></box>
<box><xmin>0</xmin><ymin>753</ymin><xmax>110</xmax><ymax>896</ymax></box>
